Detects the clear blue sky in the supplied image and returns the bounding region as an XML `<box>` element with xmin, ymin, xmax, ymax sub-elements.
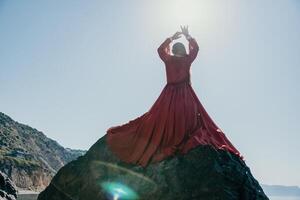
<box><xmin>0</xmin><ymin>0</ymin><xmax>299</xmax><ymax>186</ymax></box>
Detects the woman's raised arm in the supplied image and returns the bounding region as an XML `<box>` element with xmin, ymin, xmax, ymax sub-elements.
<box><xmin>181</xmin><ymin>25</ymin><xmax>199</xmax><ymax>63</ymax></box>
<box><xmin>187</xmin><ymin>36</ymin><xmax>199</xmax><ymax>63</ymax></box>
<box><xmin>157</xmin><ymin>37</ymin><xmax>172</xmax><ymax>62</ymax></box>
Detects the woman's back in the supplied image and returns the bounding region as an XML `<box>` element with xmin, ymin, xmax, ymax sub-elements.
<box><xmin>165</xmin><ymin>56</ymin><xmax>191</xmax><ymax>84</ymax></box>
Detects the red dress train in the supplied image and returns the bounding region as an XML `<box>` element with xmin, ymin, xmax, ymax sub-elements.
<box><xmin>106</xmin><ymin>37</ymin><xmax>243</xmax><ymax>167</ymax></box>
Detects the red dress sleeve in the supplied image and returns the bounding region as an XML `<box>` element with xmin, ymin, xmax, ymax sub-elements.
<box><xmin>157</xmin><ymin>38</ymin><xmax>172</xmax><ymax>62</ymax></box>
<box><xmin>187</xmin><ymin>37</ymin><xmax>199</xmax><ymax>63</ymax></box>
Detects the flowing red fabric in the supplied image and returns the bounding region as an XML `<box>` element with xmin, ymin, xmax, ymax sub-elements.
<box><xmin>106</xmin><ymin>37</ymin><xmax>243</xmax><ymax>167</ymax></box>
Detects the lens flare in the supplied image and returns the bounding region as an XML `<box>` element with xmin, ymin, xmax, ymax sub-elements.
<box><xmin>89</xmin><ymin>160</ymin><xmax>157</xmax><ymax>199</ymax></box>
<box><xmin>100</xmin><ymin>181</ymin><xmax>138</xmax><ymax>200</ymax></box>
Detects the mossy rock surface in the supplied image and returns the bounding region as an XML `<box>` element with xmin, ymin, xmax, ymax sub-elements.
<box><xmin>38</xmin><ymin>136</ymin><xmax>269</xmax><ymax>200</ymax></box>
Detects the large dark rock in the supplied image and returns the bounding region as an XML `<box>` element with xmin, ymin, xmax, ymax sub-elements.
<box><xmin>38</xmin><ymin>135</ymin><xmax>269</xmax><ymax>200</ymax></box>
<box><xmin>0</xmin><ymin>171</ymin><xmax>17</xmax><ymax>200</ymax></box>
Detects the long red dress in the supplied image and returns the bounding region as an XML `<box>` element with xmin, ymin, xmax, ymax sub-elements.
<box><xmin>106</xmin><ymin>37</ymin><xmax>243</xmax><ymax>167</ymax></box>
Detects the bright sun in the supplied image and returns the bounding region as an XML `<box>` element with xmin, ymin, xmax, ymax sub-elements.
<box><xmin>160</xmin><ymin>0</ymin><xmax>214</xmax><ymax>29</ymax></box>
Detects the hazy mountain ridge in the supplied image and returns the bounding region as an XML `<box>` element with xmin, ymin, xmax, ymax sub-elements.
<box><xmin>0</xmin><ymin>112</ymin><xmax>86</xmax><ymax>191</ymax></box>
<box><xmin>262</xmin><ymin>184</ymin><xmax>300</xmax><ymax>197</ymax></box>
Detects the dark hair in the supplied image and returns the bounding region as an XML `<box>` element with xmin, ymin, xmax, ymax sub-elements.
<box><xmin>172</xmin><ymin>42</ymin><xmax>187</xmax><ymax>56</ymax></box>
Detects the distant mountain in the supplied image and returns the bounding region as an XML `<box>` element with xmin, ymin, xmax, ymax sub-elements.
<box><xmin>0</xmin><ymin>112</ymin><xmax>86</xmax><ymax>191</ymax></box>
<box><xmin>262</xmin><ymin>184</ymin><xmax>300</xmax><ymax>196</ymax></box>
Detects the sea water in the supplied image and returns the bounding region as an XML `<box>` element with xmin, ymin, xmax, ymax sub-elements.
<box><xmin>18</xmin><ymin>194</ymin><xmax>39</xmax><ymax>200</ymax></box>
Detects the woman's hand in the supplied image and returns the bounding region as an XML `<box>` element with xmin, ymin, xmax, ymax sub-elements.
<box><xmin>181</xmin><ymin>25</ymin><xmax>190</xmax><ymax>38</ymax></box>
<box><xmin>171</xmin><ymin>31</ymin><xmax>182</xmax><ymax>40</ymax></box>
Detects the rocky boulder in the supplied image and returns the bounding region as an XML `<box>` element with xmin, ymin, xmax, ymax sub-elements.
<box><xmin>37</xmin><ymin>135</ymin><xmax>269</xmax><ymax>200</ymax></box>
<box><xmin>0</xmin><ymin>171</ymin><xmax>17</xmax><ymax>200</ymax></box>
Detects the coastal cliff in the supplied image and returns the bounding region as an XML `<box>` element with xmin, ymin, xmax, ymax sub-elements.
<box><xmin>0</xmin><ymin>112</ymin><xmax>86</xmax><ymax>191</ymax></box>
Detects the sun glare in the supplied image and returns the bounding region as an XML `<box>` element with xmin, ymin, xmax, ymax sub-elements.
<box><xmin>160</xmin><ymin>0</ymin><xmax>214</xmax><ymax>29</ymax></box>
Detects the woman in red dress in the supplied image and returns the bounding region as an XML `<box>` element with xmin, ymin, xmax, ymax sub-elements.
<box><xmin>106</xmin><ymin>26</ymin><xmax>243</xmax><ymax>167</ymax></box>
